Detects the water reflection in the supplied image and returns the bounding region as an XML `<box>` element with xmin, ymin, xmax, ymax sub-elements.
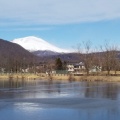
<box><xmin>0</xmin><ymin>79</ymin><xmax>120</xmax><ymax>120</ymax></box>
<box><xmin>0</xmin><ymin>79</ymin><xmax>120</xmax><ymax>100</ymax></box>
<box><xmin>84</xmin><ymin>82</ymin><xmax>119</xmax><ymax>100</ymax></box>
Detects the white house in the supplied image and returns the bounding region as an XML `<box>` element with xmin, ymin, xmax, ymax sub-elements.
<box><xmin>67</xmin><ymin>62</ymin><xmax>102</xmax><ymax>74</ymax></box>
<box><xmin>67</xmin><ymin>64</ymin><xmax>74</xmax><ymax>72</ymax></box>
<box><xmin>67</xmin><ymin>62</ymin><xmax>85</xmax><ymax>74</ymax></box>
<box><xmin>89</xmin><ymin>66</ymin><xmax>102</xmax><ymax>73</ymax></box>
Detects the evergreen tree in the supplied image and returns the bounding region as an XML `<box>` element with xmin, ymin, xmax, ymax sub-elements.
<box><xmin>63</xmin><ymin>61</ymin><xmax>67</xmax><ymax>70</ymax></box>
<box><xmin>55</xmin><ymin>58</ymin><xmax>63</xmax><ymax>70</ymax></box>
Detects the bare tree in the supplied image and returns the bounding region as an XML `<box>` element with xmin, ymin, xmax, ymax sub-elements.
<box><xmin>101</xmin><ymin>42</ymin><xmax>119</xmax><ymax>75</ymax></box>
<box><xmin>77</xmin><ymin>41</ymin><xmax>93</xmax><ymax>75</ymax></box>
<box><xmin>109</xmin><ymin>46</ymin><xmax>119</xmax><ymax>75</ymax></box>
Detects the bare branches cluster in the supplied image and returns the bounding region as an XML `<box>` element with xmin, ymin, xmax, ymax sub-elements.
<box><xmin>77</xmin><ymin>41</ymin><xmax>120</xmax><ymax>75</ymax></box>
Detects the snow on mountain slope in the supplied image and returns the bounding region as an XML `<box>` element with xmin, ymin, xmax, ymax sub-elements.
<box><xmin>12</xmin><ymin>36</ymin><xmax>69</xmax><ymax>53</ymax></box>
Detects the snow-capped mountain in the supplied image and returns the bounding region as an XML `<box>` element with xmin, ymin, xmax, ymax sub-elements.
<box><xmin>12</xmin><ymin>36</ymin><xmax>69</xmax><ymax>53</ymax></box>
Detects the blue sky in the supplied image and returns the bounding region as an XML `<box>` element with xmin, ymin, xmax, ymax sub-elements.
<box><xmin>0</xmin><ymin>0</ymin><xmax>120</xmax><ymax>50</ymax></box>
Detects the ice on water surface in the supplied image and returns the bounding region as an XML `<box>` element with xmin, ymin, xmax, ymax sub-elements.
<box><xmin>0</xmin><ymin>80</ymin><xmax>120</xmax><ymax>120</ymax></box>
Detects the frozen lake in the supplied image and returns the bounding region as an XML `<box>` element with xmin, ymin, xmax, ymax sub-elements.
<box><xmin>0</xmin><ymin>79</ymin><xmax>120</xmax><ymax>120</ymax></box>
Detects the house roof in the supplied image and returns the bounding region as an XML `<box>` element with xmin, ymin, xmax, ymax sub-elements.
<box><xmin>67</xmin><ymin>62</ymin><xmax>84</xmax><ymax>66</ymax></box>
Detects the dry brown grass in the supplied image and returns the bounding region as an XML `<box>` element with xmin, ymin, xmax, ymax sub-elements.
<box><xmin>0</xmin><ymin>72</ymin><xmax>120</xmax><ymax>82</ymax></box>
<box><xmin>46</xmin><ymin>74</ymin><xmax>120</xmax><ymax>82</ymax></box>
<box><xmin>0</xmin><ymin>73</ymin><xmax>41</xmax><ymax>80</ymax></box>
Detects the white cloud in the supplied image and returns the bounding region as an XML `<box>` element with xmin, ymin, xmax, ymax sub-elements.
<box><xmin>0</xmin><ymin>27</ymin><xmax>53</xmax><ymax>31</ymax></box>
<box><xmin>0</xmin><ymin>0</ymin><xmax>120</xmax><ymax>25</ymax></box>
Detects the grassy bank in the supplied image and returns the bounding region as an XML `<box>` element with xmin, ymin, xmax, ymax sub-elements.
<box><xmin>0</xmin><ymin>73</ymin><xmax>41</xmax><ymax>80</ymax></box>
<box><xmin>47</xmin><ymin>74</ymin><xmax>120</xmax><ymax>82</ymax></box>
<box><xmin>0</xmin><ymin>73</ymin><xmax>120</xmax><ymax>82</ymax></box>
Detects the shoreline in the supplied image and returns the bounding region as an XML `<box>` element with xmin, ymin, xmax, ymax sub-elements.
<box><xmin>0</xmin><ymin>73</ymin><xmax>120</xmax><ymax>82</ymax></box>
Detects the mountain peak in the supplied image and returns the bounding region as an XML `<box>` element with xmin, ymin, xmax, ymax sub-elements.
<box><xmin>12</xmin><ymin>36</ymin><xmax>69</xmax><ymax>53</ymax></box>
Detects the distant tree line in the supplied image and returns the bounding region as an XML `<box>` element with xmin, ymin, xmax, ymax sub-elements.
<box><xmin>77</xmin><ymin>41</ymin><xmax>120</xmax><ymax>75</ymax></box>
<box><xmin>0</xmin><ymin>38</ymin><xmax>120</xmax><ymax>75</ymax></box>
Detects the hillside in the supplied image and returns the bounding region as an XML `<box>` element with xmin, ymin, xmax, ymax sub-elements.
<box><xmin>0</xmin><ymin>39</ymin><xmax>39</xmax><ymax>72</ymax></box>
<box><xmin>39</xmin><ymin>52</ymin><xmax>81</xmax><ymax>63</ymax></box>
